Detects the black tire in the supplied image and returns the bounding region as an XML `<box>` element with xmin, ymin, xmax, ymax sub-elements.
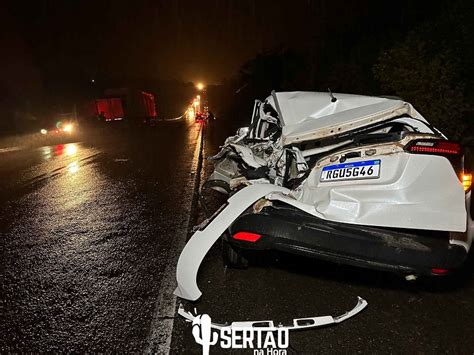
<box><xmin>222</xmin><ymin>239</ymin><xmax>248</xmax><ymax>269</ymax></box>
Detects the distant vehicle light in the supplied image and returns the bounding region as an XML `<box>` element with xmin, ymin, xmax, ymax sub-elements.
<box><xmin>66</xmin><ymin>144</ymin><xmax>77</xmax><ymax>156</ymax></box>
<box><xmin>63</xmin><ymin>124</ymin><xmax>73</xmax><ymax>132</ymax></box>
<box><xmin>40</xmin><ymin>129</ymin><xmax>47</xmax><ymax>135</ymax></box>
<box><xmin>196</xmin><ymin>82</ymin><xmax>205</xmax><ymax>91</ymax></box>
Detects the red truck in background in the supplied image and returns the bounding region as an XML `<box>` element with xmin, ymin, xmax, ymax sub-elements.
<box><xmin>92</xmin><ymin>88</ymin><xmax>157</xmax><ymax>124</ymax></box>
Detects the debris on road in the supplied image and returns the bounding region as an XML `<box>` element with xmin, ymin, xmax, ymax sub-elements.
<box><xmin>178</xmin><ymin>296</ymin><xmax>368</xmax><ymax>330</ymax></box>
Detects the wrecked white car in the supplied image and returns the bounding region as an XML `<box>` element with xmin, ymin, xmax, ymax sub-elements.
<box><xmin>175</xmin><ymin>91</ymin><xmax>473</xmax><ymax>301</ymax></box>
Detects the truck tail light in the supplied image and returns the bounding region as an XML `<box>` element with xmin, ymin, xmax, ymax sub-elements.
<box><xmin>232</xmin><ymin>232</ymin><xmax>262</xmax><ymax>243</ymax></box>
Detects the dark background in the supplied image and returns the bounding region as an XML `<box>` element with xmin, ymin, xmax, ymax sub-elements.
<box><xmin>0</xmin><ymin>0</ymin><xmax>472</xmax><ymax>141</ymax></box>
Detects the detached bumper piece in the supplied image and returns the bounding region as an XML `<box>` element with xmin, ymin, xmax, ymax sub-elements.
<box><xmin>174</xmin><ymin>184</ymin><xmax>290</xmax><ymax>301</ymax></box>
<box><xmin>227</xmin><ymin>205</ymin><xmax>467</xmax><ymax>275</ymax></box>
<box><xmin>178</xmin><ymin>296</ymin><xmax>368</xmax><ymax>330</ymax></box>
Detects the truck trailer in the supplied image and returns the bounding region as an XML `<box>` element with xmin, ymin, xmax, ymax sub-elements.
<box><xmin>92</xmin><ymin>88</ymin><xmax>157</xmax><ymax>123</ymax></box>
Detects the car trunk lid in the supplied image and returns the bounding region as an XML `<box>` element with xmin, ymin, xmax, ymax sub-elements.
<box><xmin>267</xmin><ymin>91</ymin><xmax>428</xmax><ymax>145</ymax></box>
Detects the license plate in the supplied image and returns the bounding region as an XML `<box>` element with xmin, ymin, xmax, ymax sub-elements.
<box><xmin>320</xmin><ymin>159</ymin><xmax>381</xmax><ymax>182</ymax></box>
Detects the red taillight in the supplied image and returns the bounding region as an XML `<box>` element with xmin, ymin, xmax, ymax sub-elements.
<box><xmin>406</xmin><ymin>139</ymin><xmax>467</xmax><ymax>190</ymax></box>
<box><xmin>232</xmin><ymin>231</ymin><xmax>262</xmax><ymax>243</ymax></box>
<box><xmin>431</xmin><ymin>268</ymin><xmax>449</xmax><ymax>275</ymax></box>
<box><xmin>406</xmin><ymin>139</ymin><xmax>461</xmax><ymax>155</ymax></box>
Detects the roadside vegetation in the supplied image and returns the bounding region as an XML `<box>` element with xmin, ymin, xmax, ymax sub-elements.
<box><xmin>217</xmin><ymin>0</ymin><xmax>472</xmax><ymax>152</ymax></box>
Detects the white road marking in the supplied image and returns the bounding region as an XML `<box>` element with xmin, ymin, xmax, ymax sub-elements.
<box><xmin>145</xmin><ymin>124</ymin><xmax>203</xmax><ymax>354</ymax></box>
<box><xmin>0</xmin><ymin>146</ymin><xmax>21</xmax><ymax>153</ymax></box>
<box><xmin>163</xmin><ymin>113</ymin><xmax>185</xmax><ymax>121</ymax></box>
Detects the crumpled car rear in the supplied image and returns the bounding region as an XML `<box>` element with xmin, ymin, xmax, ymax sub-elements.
<box><xmin>210</xmin><ymin>91</ymin><xmax>468</xmax><ymax>233</ymax></box>
<box><xmin>176</xmin><ymin>90</ymin><xmax>473</xmax><ymax>301</ymax></box>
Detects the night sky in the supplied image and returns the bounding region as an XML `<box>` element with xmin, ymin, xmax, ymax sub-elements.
<box><xmin>2</xmin><ymin>0</ymin><xmax>441</xmax><ymax>88</ymax></box>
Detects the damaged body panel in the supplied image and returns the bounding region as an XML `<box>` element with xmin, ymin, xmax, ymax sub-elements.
<box><xmin>176</xmin><ymin>91</ymin><xmax>472</xmax><ymax>301</ymax></box>
<box><xmin>271</xmin><ymin>91</ymin><xmax>429</xmax><ymax>145</ymax></box>
<box><xmin>274</xmin><ymin>147</ymin><xmax>466</xmax><ymax>232</ymax></box>
<box><xmin>174</xmin><ymin>183</ymin><xmax>289</xmax><ymax>301</ymax></box>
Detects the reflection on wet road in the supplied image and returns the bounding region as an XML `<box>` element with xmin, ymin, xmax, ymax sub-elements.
<box><xmin>0</xmin><ymin>121</ymin><xmax>201</xmax><ymax>352</ymax></box>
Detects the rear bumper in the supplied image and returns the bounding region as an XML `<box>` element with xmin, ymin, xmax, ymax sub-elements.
<box><xmin>226</xmin><ymin>206</ymin><xmax>468</xmax><ymax>275</ymax></box>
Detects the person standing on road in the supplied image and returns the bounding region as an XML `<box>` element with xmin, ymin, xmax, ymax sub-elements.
<box><xmin>98</xmin><ymin>111</ymin><xmax>106</xmax><ymax>122</ymax></box>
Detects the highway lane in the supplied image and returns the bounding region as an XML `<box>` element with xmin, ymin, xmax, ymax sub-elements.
<box><xmin>0</xmin><ymin>119</ymin><xmax>201</xmax><ymax>352</ymax></box>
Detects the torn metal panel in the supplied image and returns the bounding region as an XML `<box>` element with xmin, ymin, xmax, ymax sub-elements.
<box><xmin>268</xmin><ymin>91</ymin><xmax>403</xmax><ymax>127</ymax></box>
<box><xmin>281</xmin><ymin>100</ymin><xmax>424</xmax><ymax>145</ymax></box>
<box><xmin>178</xmin><ymin>296</ymin><xmax>368</xmax><ymax>330</ymax></box>
<box><xmin>208</xmin><ymin>138</ymin><xmax>305</xmax><ymax>187</ymax></box>
<box><xmin>267</xmin><ymin>91</ymin><xmax>429</xmax><ymax>145</ymax></box>
<box><xmin>228</xmin><ymin>143</ymin><xmax>267</xmax><ymax>168</ymax></box>
<box><xmin>174</xmin><ymin>183</ymin><xmax>289</xmax><ymax>301</ymax></box>
<box><xmin>208</xmin><ymin>158</ymin><xmax>240</xmax><ymax>186</ymax></box>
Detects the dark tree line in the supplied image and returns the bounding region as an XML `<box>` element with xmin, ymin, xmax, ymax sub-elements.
<box><xmin>225</xmin><ymin>0</ymin><xmax>472</xmax><ymax>144</ymax></box>
<box><xmin>374</xmin><ymin>0</ymin><xmax>473</xmax><ymax>142</ymax></box>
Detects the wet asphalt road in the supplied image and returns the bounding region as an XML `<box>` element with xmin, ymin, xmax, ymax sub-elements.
<box><xmin>1</xmin><ymin>119</ymin><xmax>474</xmax><ymax>353</ymax></box>
<box><xmin>0</xmin><ymin>120</ymin><xmax>201</xmax><ymax>352</ymax></box>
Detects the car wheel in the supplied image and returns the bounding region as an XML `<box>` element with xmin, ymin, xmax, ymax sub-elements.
<box><xmin>222</xmin><ymin>239</ymin><xmax>248</xmax><ymax>269</ymax></box>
